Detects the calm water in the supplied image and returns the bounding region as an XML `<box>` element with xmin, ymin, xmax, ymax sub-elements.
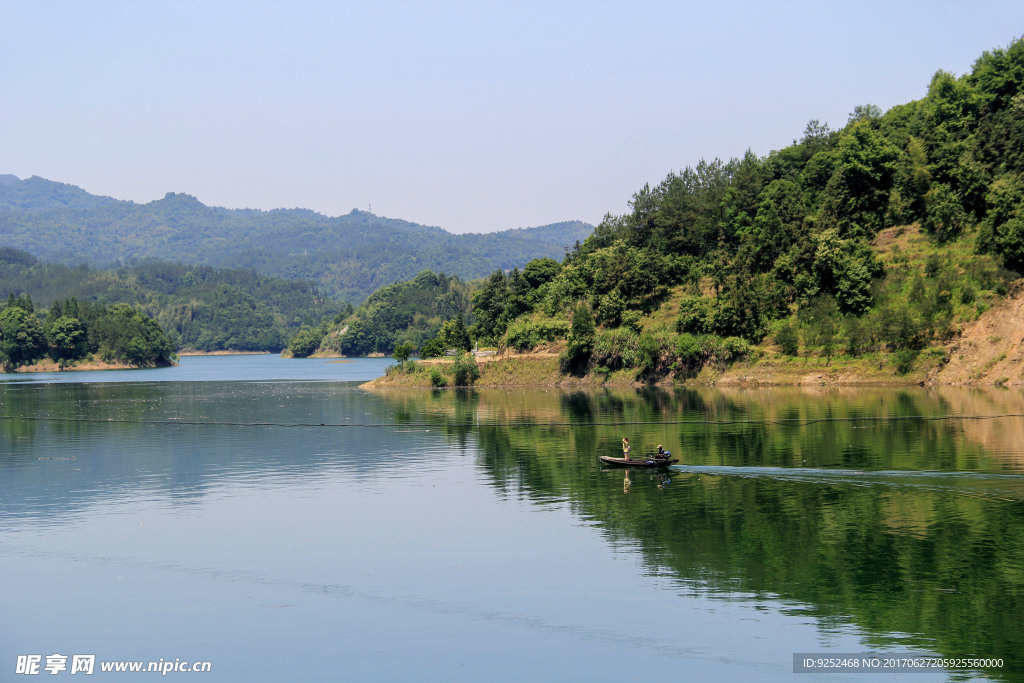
<box><xmin>2</xmin><ymin>356</ymin><xmax>1023</xmax><ymax>681</ymax></box>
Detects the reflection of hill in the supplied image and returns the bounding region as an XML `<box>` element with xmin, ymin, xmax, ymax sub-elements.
<box><xmin>379</xmin><ymin>385</ymin><xmax>1024</xmax><ymax>470</ymax></box>
<box><xmin>933</xmin><ymin>387</ymin><xmax>1024</xmax><ymax>466</ymax></box>
<box><xmin>0</xmin><ymin>381</ymin><xmax>429</xmax><ymax>521</ymax></box>
<box><xmin>376</xmin><ymin>386</ymin><xmax>1024</xmax><ymax>680</ymax></box>
<box><xmin>689</xmin><ymin>385</ymin><xmax>1024</xmax><ymax>471</ymax></box>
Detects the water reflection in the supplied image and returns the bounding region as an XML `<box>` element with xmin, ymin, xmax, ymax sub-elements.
<box><xmin>0</xmin><ymin>381</ymin><xmax>442</xmax><ymax>523</ymax></box>
<box><xmin>372</xmin><ymin>385</ymin><xmax>1024</xmax><ymax>679</ymax></box>
<box><xmin>4</xmin><ymin>377</ymin><xmax>1023</xmax><ymax>679</ymax></box>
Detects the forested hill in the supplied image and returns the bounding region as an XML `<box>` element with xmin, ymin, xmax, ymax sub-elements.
<box><xmin>370</xmin><ymin>38</ymin><xmax>1024</xmax><ymax>386</ymax></box>
<box><xmin>0</xmin><ymin>249</ymin><xmax>342</xmax><ymax>353</ymax></box>
<box><xmin>0</xmin><ymin>176</ymin><xmax>592</xmax><ymax>302</ymax></box>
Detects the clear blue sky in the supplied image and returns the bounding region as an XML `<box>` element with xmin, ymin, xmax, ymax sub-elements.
<box><xmin>3</xmin><ymin>1</ymin><xmax>1023</xmax><ymax>233</ymax></box>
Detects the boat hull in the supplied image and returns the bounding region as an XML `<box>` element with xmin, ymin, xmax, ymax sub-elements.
<box><xmin>598</xmin><ymin>455</ymin><xmax>678</xmax><ymax>468</ymax></box>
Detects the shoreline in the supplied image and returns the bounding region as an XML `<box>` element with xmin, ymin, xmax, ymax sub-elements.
<box><xmin>364</xmin><ymin>280</ymin><xmax>1024</xmax><ymax>390</ymax></box>
<box><xmin>360</xmin><ymin>351</ymin><xmax>1024</xmax><ymax>390</ymax></box>
<box><xmin>5</xmin><ymin>358</ymin><xmax>175</xmax><ymax>373</ymax></box>
<box><xmin>176</xmin><ymin>350</ymin><xmax>272</xmax><ymax>356</ymax></box>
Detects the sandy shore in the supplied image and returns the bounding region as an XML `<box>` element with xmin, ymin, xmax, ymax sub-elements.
<box><xmin>7</xmin><ymin>359</ymin><xmax>149</xmax><ymax>373</ymax></box>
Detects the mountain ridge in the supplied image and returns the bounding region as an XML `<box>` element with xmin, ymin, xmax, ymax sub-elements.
<box><xmin>0</xmin><ymin>175</ymin><xmax>593</xmax><ymax>301</ymax></box>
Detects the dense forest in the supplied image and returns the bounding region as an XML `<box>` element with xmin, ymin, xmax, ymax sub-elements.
<box><xmin>0</xmin><ymin>176</ymin><xmax>591</xmax><ymax>302</ymax></box>
<box><xmin>0</xmin><ymin>249</ymin><xmax>341</xmax><ymax>352</ymax></box>
<box><xmin>0</xmin><ymin>293</ymin><xmax>174</xmax><ymax>370</ymax></box>
<box><xmin>352</xmin><ymin>39</ymin><xmax>1024</xmax><ymax>383</ymax></box>
<box><xmin>289</xmin><ymin>271</ymin><xmax>471</xmax><ymax>358</ymax></box>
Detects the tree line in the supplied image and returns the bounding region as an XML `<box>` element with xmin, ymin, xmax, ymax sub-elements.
<box><xmin>0</xmin><ymin>293</ymin><xmax>174</xmax><ymax>370</ymax></box>
<box><xmin>0</xmin><ymin>250</ymin><xmax>342</xmax><ymax>352</ymax></box>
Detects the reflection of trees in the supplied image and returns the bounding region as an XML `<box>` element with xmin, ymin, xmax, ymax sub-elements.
<box><xmin>0</xmin><ymin>381</ymin><xmax>419</xmax><ymax>516</ymax></box>
<box><xmin>380</xmin><ymin>386</ymin><xmax>1024</xmax><ymax>679</ymax></box>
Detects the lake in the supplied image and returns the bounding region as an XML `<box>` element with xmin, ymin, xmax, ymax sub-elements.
<box><xmin>2</xmin><ymin>355</ymin><xmax>1022</xmax><ymax>681</ymax></box>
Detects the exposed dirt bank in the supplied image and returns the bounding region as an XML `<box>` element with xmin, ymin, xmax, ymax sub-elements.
<box><xmin>4</xmin><ymin>359</ymin><xmax>170</xmax><ymax>373</ymax></box>
<box><xmin>929</xmin><ymin>280</ymin><xmax>1024</xmax><ymax>385</ymax></box>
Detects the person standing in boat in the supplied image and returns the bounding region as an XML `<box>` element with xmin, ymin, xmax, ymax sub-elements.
<box><xmin>622</xmin><ymin>437</ymin><xmax>631</xmax><ymax>461</ymax></box>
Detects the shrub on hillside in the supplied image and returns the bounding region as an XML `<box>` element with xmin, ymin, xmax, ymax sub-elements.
<box><xmin>452</xmin><ymin>353</ymin><xmax>480</xmax><ymax>386</ymax></box>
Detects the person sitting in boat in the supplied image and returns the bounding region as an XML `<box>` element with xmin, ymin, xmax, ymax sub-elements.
<box><xmin>656</xmin><ymin>445</ymin><xmax>671</xmax><ymax>459</ymax></box>
<box><xmin>622</xmin><ymin>437</ymin><xmax>631</xmax><ymax>461</ymax></box>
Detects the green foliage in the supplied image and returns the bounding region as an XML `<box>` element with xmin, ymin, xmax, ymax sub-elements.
<box><xmin>0</xmin><ymin>306</ymin><xmax>45</xmax><ymax>368</ymax></box>
<box><xmin>720</xmin><ymin>335</ymin><xmax>751</xmax><ymax>361</ymax></box>
<box><xmin>979</xmin><ymin>173</ymin><xmax>1024</xmax><ymax>272</ymax></box>
<box><xmin>798</xmin><ymin>296</ymin><xmax>839</xmax><ymax>355</ymax></box>
<box><xmin>893</xmin><ymin>348</ymin><xmax>920</xmax><ymax>375</ymax></box>
<box><xmin>333</xmin><ymin>271</ymin><xmax>470</xmax><ymax>356</ymax></box>
<box><xmin>843</xmin><ymin>316</ymin><xmax>873</xmax><ymax>356</ymax></box>
<box><xmin>522</xmin><ymin>257</ymin><xmax>561</xmax><ymax>288</ymax></box>
<box><xmin>676</xmin><ymin>296</ymin><xmax>714</xmax><ymax>335</ymax></box>
<box><xmin>0</xmin><ymin>296</ymin><xmax>175</xmax><ymax>369</ymax></box>
<box><xmin>48</xmin><ymin>316</ymin><xmax>86</xmax><ymax>362</ymax></box>
<box><xmin>817</xmin><ymin>120</ymin><xmax>901</xmax><ymax>235</ymax></box>
<box><xmin>592</xmin><ymin>327</ymin><xmax>641</xmax><ymax>370</ymax></box>
<box><xmin>504</xmin><ymin>317</ymin><xmax>569</xmax><ymax>352</ymax></box>
<box><xmin>438</xmin><ymin>314</ymin><xmax>472</xmax><ymax>353</ymax></box>
<box><xmin>589</xmin><ymin>328</ymin><xmax>669</xmax><ymax>376</ymax></box>
<box><xmin>812</xmin><ymin>229</ymin><xmax>881</xmax><ymax>314</ymax></box>
<box><xmin>675</xmin><ymin>274</ymin><xmax>785</xmax><ymax>342</ymax></box>
<box><xmin>288</xmin><ymin>325</ymin><xmax>325</xmax><ymax>358</ymax></box>
<box><xmin>417</xmin><ymin>312</ymin><xmax>473</xmax><ymax>359</ymax></box>
<box><xmin>420</xmin><ymin>337</ymin><xmax>447</xmax><ymax>359</ymax></box>
<box><xmin>88</xmin><ymin>303</ymin><xmax>174</xmax><ymax>366</ymax></box>
<box><xmin>180</xmin><ymin>285</ymin><xmax>289</xmax><ymax>352</ymax></box>
<box><xmin>393</xmin><ymin>342</ymin><xmax>414</xmax><ymax>363</ymax></box>
<box><xmin>636</xmin><ymin>333</ymin><xmax>668</xmax><ymax>376</ymax></box>
<box><xmin>672</xmin><ymin>333</ymin><xmax>749</xmax><ymax>372</ymax></box>
<box><xmin>775</xmin><ymin>320</ymin><xmax>800</xmax><ymax>356</ymax></box>
<box><xmin>577</xmin><ymin>243</ymin><xmax>673</xmax><ymax>317</ymax></box>
<box><xmin>922</xmin><ymin>182</ymin><xmax>968</xmax><ymax>240</ymax></box>
<box><xmin>559</xmin><ymin>303</ymin><xmax>595</xmax><ymax>375</ymax></box>
<box><xmin>429</xmin><ymin>367</ymin><xmax>447</xmax><ymax>387</ymax></box>
<box><xmin>877</xmin><ymin>302</ymin><xmax>925</xmax><ymax>350</ymax></box>
<box><xmin>469</xmin><ymin>270</ymin><xmax>510</xmax><ymax>341</ymax></box>
<box><xmin>452</xmin><ymin>353</ymin><xmax>481</xmax><ymax>386</ymax></box>
<box><xmin>504</xmin><ymin>321</ymin><xmax>535</xmax><ymax>353</ymax></box>
<box><xmin>674</xmin><ymin>333</ymin><xmax>704</xmax><ymax>367</ymax></box>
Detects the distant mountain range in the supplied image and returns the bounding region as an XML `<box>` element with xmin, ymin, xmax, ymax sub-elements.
<box><xmin>0</xmin><ymin>175</ymin><xmax>593</xmax><ymax>301</ymax></box>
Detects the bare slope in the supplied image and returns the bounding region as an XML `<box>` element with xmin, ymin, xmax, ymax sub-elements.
<box><xmin>932</xmin><ymin>280</ymin><xmax>1024</xmax><ymax>385</ymax></box>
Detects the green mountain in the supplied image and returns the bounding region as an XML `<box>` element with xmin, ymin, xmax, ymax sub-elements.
<box><xmin>0</xmin><ymin>177</ymin><xmax>592</xmax><ymax>302</ymax></box>
<box><xmin>379</xmin><ymin>38</ymin><xmax>1024</xmax><ymax>384</ymax></box>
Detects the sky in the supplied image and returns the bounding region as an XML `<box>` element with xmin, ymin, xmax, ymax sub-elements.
<box><xmin>2</xmin><ymin>1</ymin><xmax>1023</xmax><ymax>234</ymax></box>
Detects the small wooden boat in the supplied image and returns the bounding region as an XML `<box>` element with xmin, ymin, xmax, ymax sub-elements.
<box><xmin>599</xmin><ymin>455</ymin><xmax>678</xmax><ymax>468</ymax></box>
